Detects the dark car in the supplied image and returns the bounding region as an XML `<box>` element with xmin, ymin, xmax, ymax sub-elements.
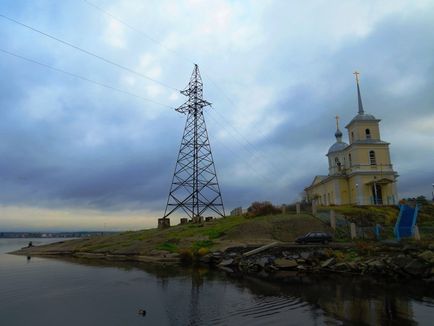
<box><xmin>295</xmin><ymin>231</ymin><xmax>332</xmax><ymax>244</ymax></box>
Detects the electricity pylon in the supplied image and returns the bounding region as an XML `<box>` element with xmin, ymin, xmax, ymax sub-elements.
<box><xmin>162</xmin><ymin>65</ymin><xmax>225</xmax><ymax>223</ymax></box>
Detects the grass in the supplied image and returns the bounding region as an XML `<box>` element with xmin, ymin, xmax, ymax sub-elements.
<box><xmin>156</xmin><ymin>242</ymin><xmax>179</xmax><ymax>253</ymax></box>
<box><xmin>26</xmin><ymin>213</ymin><xmax>333</xmax><ymax>256</ymax></box>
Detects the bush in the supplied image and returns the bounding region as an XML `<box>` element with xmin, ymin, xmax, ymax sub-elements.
<box><xmin>178</xmin><ymin>248</ymin><xmax>194</xmax><ymax>262</ymax></box>
<box><xmin>197</xmin><ymin>247</ymin><xmax>209</xmax><ymax>256</ymax></box>
<box><xmin>247</xmin><ymin>201</ymin><xmax>281</xmax><ymax>217</ymax></box>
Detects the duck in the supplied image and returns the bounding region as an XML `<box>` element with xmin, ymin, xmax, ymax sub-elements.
<box><xmin>138</xmin><ymin>309</ymin><xmax>146</xmax><ymax>316</ymax></box>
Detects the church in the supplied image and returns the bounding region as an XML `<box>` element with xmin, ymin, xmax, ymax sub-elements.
<box><xmin>304</xmin><ymin>73</ymin><xmax>399</xmax><ymax>206</ymax></box>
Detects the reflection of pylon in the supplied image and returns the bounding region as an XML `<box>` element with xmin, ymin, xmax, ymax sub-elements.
<box><xmin>163</xmin><ymin>65</ymin><xmax>225</xmax><ymax>221</ymax></box>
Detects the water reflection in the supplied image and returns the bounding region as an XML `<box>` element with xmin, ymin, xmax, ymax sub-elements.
<box><xmin>38</xmin><ymin>256</ymin><xmax>433</xmax><ymax>325</ymax></box>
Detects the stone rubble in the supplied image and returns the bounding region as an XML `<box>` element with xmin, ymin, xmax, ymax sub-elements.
<box><xmin>201</xmin><ymin>245</ymin><xmax>434</xmax><ymax>281</ymax></box>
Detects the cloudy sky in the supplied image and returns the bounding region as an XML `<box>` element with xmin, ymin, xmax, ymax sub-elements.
<box><xmin>0</xmin><ymin>0</ymin><xmax>433</xmax><ymax>231</ymax></box>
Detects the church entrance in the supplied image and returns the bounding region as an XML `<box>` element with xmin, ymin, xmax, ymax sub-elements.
<box><xmin>372</xmin><ymin>184</ymin><xmax>383</xmax><ymax>205</ymax></box>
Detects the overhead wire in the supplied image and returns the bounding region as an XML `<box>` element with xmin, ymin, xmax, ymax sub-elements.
<box><xmin>0</xmin><ymin>5</ymin><xmax>286</xmax><ymax>209</ymax></box>
<box><xmin>0</xmin><ymin>13</ymin><xmax>179</xmax><ymax>92</ymax></box>
<box><xmin>205</xmin><ymin>112</ymin><xmax>277</xmax><ymax>186</ymax></box>
<box><xmin>2</xmin><ymin>4</ymin><xmax>289</xmax><ymax>190</ymax></box>
<box><xmin>82</xmin><ymin>0</ymin><xmax>193</xmax><ymax>65</ymax></box>
<box><xmin>81</xmin><ymin>0</ymin><xmax>289</xmax><ymax>180</ymax></box>
<box><xmin>0</xmin><ymin>48</ymin><xmax>174</xmax><ymax>109</ymax></box>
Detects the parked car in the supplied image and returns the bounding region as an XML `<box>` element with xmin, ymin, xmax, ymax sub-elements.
<box><xmin>295</xmin><ymin>232</ymin><xmax>332</xmax><ymax>244</ymax></box>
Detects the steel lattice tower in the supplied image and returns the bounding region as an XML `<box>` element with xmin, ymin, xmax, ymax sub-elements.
<box><xmin>163</xmin><ymin>65</ymin><xmax>225</xmax><ymax>221</ymax></box>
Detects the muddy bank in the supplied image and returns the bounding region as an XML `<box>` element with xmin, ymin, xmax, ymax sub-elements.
<box><xmin>13</xmin><ymin>241</ymin><xmax>434</xmax><ymax>281</ymax></box>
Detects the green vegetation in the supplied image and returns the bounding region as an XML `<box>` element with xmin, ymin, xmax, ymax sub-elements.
<box><xmin>22</xmin><ymin>201</ymin><xmax>434</xmax><ymax>258</ymax></box>
<box><xmin>156</xmin><ymin>242</ymin><xmax>178</xmax><ymax>253</ymax></box>
<box><xmin>20</xmin><ymin>213</ymin><xmax>330</xmax><ymax>256</ymax></box>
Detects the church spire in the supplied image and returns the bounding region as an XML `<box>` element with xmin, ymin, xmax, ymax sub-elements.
<box><xmin>353</xmin><ymin>71</ymin><xmax>364</xmax><ymax>114</ymax></box>
<box><xmin>334</xmin><ymin>115</ymin><xmax>343</xmax><ymax>142</ymax></box>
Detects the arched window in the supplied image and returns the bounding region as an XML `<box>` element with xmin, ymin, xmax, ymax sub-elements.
<box><xmin>369</xmin><ymin>150</ymin><xmax>376</xmax><ymax>165</ymax></box>
<box><xmin>335</xmin><ymin>157</ymin><xmax>342</xmax><ymax>171</ymax></box>
<box><xmin>365</xmin><ymin>128</ymin><xmax>371</xmax><ymax>139</ymax></box>
<box><xmin>349</xmin><ymin>153</ymin><xmax>352</xmax><ymax>166</ymax></box>
<box><xmin>351</xmin><ymin>131</ymin><xmax>354</xmax><ymax>142</ymax></box>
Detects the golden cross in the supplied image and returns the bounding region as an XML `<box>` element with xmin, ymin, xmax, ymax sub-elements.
<box><xmin>335</xmin><ymin>115</ymin><xmax>340</xmax><ymax>129</ymax></box>
<box><xmin>353</xmin><ymin>71</ymin><xmax>360</xmax><ymax>84</ymax></box>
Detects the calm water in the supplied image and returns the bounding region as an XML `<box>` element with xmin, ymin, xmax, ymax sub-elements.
<box><xmin>0</xmin><ymin>239</ymin><xmax>433</xmax><ymax>325</ymax></box>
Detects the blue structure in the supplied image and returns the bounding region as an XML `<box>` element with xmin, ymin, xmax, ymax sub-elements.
<box><xmin>394</xmin><ymin>204</ymin><xmax>419</xmax><ymax>241</ymax></box>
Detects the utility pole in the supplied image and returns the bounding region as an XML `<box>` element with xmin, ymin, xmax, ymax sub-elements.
<box><xmin>159</xmin><ymin>65</ymin><xmax>225</xmax><ymax>228</ymax></box>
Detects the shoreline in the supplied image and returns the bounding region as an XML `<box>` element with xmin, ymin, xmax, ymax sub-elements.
<box><xmin>11</xmin><ymin>241</ymin><xmax>434</xmax><ymax>282</ymax></box>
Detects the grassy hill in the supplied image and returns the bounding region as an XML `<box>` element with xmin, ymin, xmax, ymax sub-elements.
<box><xmin>13</xmin><ymin>213</ymin><xmax>330</xmax><ymax>258</ymax></box>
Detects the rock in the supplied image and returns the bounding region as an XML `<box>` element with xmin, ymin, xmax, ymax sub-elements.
<box><xmin>418</xmin><ymin>251</ymin><xmax>434</xmax><ymax>263</ymax></box>
<box><xmin>321</xmin><ymin>258</ymin><xmax>336</xmax><ymax>268</ymax></box>
<box><xmin>367</xmin><ymin>260</ymin><xmax>385</xmax><ymax>269</ymax></box>
<box><xmin>165</xmin><ymin>253</ymin><xmax>180</xmax><ymax>259</ymax></box>
<box><xmin>403</xmin><ymin>259</ymin><xmax>430</xmax><ymax>277</ymax></box>
<box><xmin>266</xmin><ymin>264</ymin><xmax>279</xmax><ymax>272</ymax></box>
<box><xmin>391</xmin><ymin>255</ymin><xmax>413</xmax><ymax>269</ymax></box>
<box><xmin>247</xmin><ymin>263</ymin><xmax>261</xmax><ymax>273</ymax></box>
<box><xmin>403</xmin><ymin>244</ymin><xmax>418</xmax><ymax>253</ymax></box>
<box><xmin>333</xmin><ymin>263</ymin><xmax>349</xmax><ymax>272</ymax></box>
<box><xmin>300</xmin><ymin>252</ymin><xmax>310</xmax><ymax>260</ymax></box>
<box><xmin>310</xmin><ymin>250</ymin><xmax>327</xmax><ymax>260</ymax></box>
<box><xmin>297</xmin><ymin>265</ymin><xmax>306</xmax><ymax>271</ymax></box>
<box><xmin>274</xmin><ymin>258</ymin><xmax>298</xmax><ymax>269</ymax></box>
<box><xmin>218</xmin><ymin>266</ymin><xmax>234</xmax><ymax>273</ymax></box>
<box><xmin>256</xmin><ymin>256</ymin><xmax>273</xmax><ymax>268</ymax></box>
<box><xmin>219</xmin><ymin>258</ymin><xmax>234</xmax><ymax>267</ymax></box>
<box><xmin>199</xmin><ymin>254</ymin><xmax>211</xmax><ymax>264</ymax></box>
<box><xmin>428</xmin><ymin>244</ymin><xmax>434</xmax><ymax>251</ymax></box>
<box><xmin>346</xmin><ymin>262</ymin><xmax>359</xmax><ymax>271</ymax></box>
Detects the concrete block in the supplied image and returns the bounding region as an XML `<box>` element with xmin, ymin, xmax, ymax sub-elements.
<box><xmin>158</xmin><ymin>218</ymin><xmax>170</xmax><ymax>229</ymax></box>
<box><xmin>350</xmin><ymin>223</ymin><xmax>357</xmax><ymax>239</ymax></box>
<box><xmin>414</xmin><ymin>225</ymin><xmax>421</xmax><ymax>241</ymax></box>
<box><xmin>330</xmin><ymin>210</ymin><xmax>336</xmax><ymax>230</ymax></box>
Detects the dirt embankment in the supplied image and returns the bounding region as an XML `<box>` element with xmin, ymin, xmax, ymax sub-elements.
<box><xmin>12</xmin><ymin>213</ymin><xmax>330</xmax><ymax>262</ymax></box>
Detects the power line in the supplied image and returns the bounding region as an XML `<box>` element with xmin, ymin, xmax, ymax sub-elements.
<box><xmin>80</xmin><ymin>1</ymin><xmax>287</xmax><ymax>178</ymax></box>
<box><xmin>206</xmin><ymin>108</ymin><xmax>286</xmax><ymax>181</ymax></box>
<box><xmin>0</xmin><ymin>48</ymin><xmax>174</xmax><ymax>109</ymax></box>
<box><xmin>83</xmin><ymin>0</ymin><xmax>193</xmax><ymax>65</ymax></box>
<box><xmin>3</xmin><ymin>4</ymin><xmax>288</xmax><ymax>184</ymax></box>
<box><xmin>205</xmin><ymin>111</ymin><xmax>276</xmax><ymax>186</ymax></box>
<box><xmin>0</xmin><ymin>13</ymin><xmax>179</xmax><ymax>92</ymax></box>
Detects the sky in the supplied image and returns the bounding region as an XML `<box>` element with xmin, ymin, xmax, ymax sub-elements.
<box><xmin>0</xmin><ymin>0</ymin><xmax>433</xmax><ymax>231</ymax></box>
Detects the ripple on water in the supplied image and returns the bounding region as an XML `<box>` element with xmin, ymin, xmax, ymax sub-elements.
<box><xmin>209</xmin><ymin>295</ymin><xmax>313</xmax><ymax>325</ymax></box>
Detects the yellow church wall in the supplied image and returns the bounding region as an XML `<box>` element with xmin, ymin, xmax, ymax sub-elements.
<box><xmin>306</xmin><ymin>174</ymin><xmax>397</xmax><ymax>206</ymax></box>
<box><xmin>347</xmin><ymin>121</ymin><xmax>381</xmax><ymax>143</ymax></box>
<box><xmin>348</xmin><ymin>175</ymin><xmax>397</xmax><ymax>205</ymax></box>
<box><xmin>346</xmin><ymin>145</ymin><xmax>392</xmax><ymax>170</ymax></box>
<box><xmin>306</xmin><ymin>178</ymin><xmax>350</xmax><ymax>206</ymax></box>
<box><xmin>338</xmin><ymin>179</ymin><xmax>350</xmax><ymax>204</ymax></box>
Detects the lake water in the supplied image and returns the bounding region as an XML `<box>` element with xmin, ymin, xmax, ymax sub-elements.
<box><xmin>0</xmin><ymin>238</ymin><xmax>433</xmax><ymax>325</ymax></box>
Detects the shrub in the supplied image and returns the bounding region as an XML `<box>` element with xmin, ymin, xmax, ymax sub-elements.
<box><xmin>197</xmin><ymin>247</ymin><xmax>209</xmax><ymax>256</ymax></box>
<box><xmin>247</xmin><ymin>201</ymin><xmax>281</xmax><ymax>217</ymax></box>
<box><xmin>178</xmin><ymin>248</ymin><xmax>194</xmax><ymax>262</ymax></box>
